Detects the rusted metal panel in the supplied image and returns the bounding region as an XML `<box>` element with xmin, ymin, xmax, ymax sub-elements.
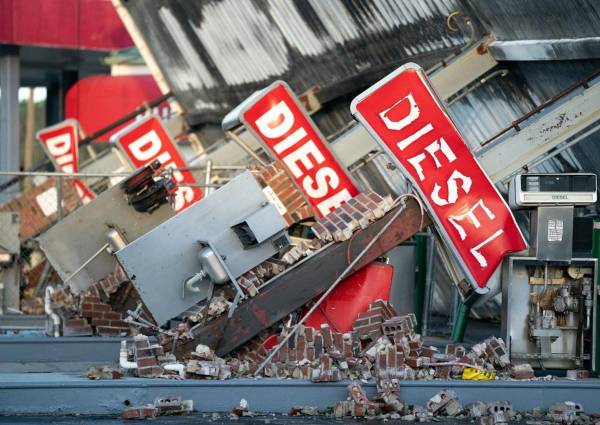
<box><xmin>177</xmin><ymin>198</ymin><xmax>430</xmax><ymax>357</ymax></box>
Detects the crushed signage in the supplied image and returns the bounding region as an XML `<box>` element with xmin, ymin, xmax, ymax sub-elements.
<box><xmin>240</xmin><ymin>81</ymin><xmax>358</xmax><ymax>217</ymax></box>
<box><xmin>111</xmin><ymin>115</ymin><xmax>202</xmax><ymax>212</ymax></box>
<box><xmin>36</xmin><ymin>119</ymin><xmax>95</xmax><ymax>204</ymax></box>
<box><xmin>351</xmin><ymin>63</ymin><xmax>526</xmax><ymax>290</ymax></box>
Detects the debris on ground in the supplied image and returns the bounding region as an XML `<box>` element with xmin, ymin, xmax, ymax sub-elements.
<box><xmin>547</xmin><ymin>402</ymin><xmax>584</xmax><ymax>424</ymax></box>
<box><xmin>231</xmin><ymin>398</ymin><xmax>252</xmax><ymax>417</ymax></box>
<box><xmin>481</xmin><ymin>401</ymin><xmax>513</xmax><ymax>425</ymax></box>
<box><xmin>85</xmin><ymin>366</ymin><xmax>122</xmax><ymax>380</ymax></box>
<box><xmin>288</xmin><ymin>406</ymin><xmax>319</xmax><ymax>416</ymax></box>
<box><xmin>511</xmin><ymin>363</ymin><xmax>535</xmax><ymax>380</ymax></box>
<box><xmin>566</xmin><ymin>369</ymin><xmax>590</xmax><ymax>380</ymax></box>
<box><xmin>122</xmin><ymin>396</ymin><xmax>192</xmax><ymax>420</ymax></box>
<box><xmin>115</xmin><ymin>295</ymin><xmax>546</xmax><ymax>389</ymax></box>
<box><xmin>333</xmin><ymin>382</ymin><xmax>378</xmax><ymax>418</ymax></box>
<box><xmin>426</xmin><ymin>389</ymin><xmax>462</xmax><ymax>417</ymax></box>
<box><xmin>154</xmin><ymin>396</ymin><xmax>193</xmax><ymax>416</ymax></box>
<box><xmin>122</xmin><ymin>405</ymin><xmax>157</xmax><ymax>420</ymax></box>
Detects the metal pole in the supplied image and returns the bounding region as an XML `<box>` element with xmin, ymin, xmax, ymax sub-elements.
<box><xmin>450</xmin><ymin>302</ymin><xmax>470</xmax><ymax>343</ymax></box>
<box><xmin>414</xmin><ymin>234</ymin><xmax>427</xmax><ymax>333</ymax></box>
<box><xmin>225</xmin><ymin>131</ymin><xmax>268</xmax><ymax>167</ymax></box>
<box><xmin>0</xmin><ymin>48</ymin><xmax>20</xmax><ymax>204</ymax></box>
<box><xmin>591</xmin><ymin>220</ymin><xmax>600</xmax><ymax>373</ymax></box>
<box><xmin>55</xmin><ymin>177</ymin><xmax>63</xmax><ymax>221</ymax></box>
<box><xmin>422</xmin><ymin>231</ymin><xmax>435</xmax><ymax>336</ymax></box>
<box><xmin>62</xmin><ymin>243</ymin><xmax>109</xmax><ymax>284</ymax></box>
<box><xmin>255</xmin><ymin>201</ymin><xmax>419</xmax><ymax>375</ymax></box>
<box><xmin>204</xmin><ymin>160</ymin><xmax>213</xmax><ymax>196</ymax></box>
<box><xmin>0</xmin><ymin>166</ymin><xmax>248</xmax><ymax>179</ymax></box>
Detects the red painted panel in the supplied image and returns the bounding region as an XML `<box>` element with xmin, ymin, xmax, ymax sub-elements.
<box><xmin>0</xmin><ymin>0</ymin><xmax>132</xmax><ymax>50</ymax></box>
<box><xmin>65</xmin><ymin>75</ymin><xmax>169</xmax><ymax>142</ymax></box>
<box><xmin>304</xmin><ymin>263</ymin><xmax>394</xmax><ymax>333</ymax></box>
<box><xmin>0</xmin><ymin>0</ymin><xmax>14</xmax><ymax>43</ymax></box>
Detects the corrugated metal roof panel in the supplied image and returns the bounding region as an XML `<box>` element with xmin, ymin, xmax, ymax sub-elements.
<box><xmin>122</xmin><ymin>0</ymin><xmax>467</xmax><ymax>126</ymax></box>
<box><xmin>462</xmin><ymin>0</ymin><xmax>600</xmax><ymax>40</ymax></box>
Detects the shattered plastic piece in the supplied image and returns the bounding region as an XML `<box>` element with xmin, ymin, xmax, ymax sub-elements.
<box><xmin>462</xmin><ymin>367</ymin><xmax>496</xmax><ymax>380</ymax></box>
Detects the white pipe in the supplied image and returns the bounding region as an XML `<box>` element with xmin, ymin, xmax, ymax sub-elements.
<box><xmin>44</xmin><ymin>286</ymin><xmax>61</xmax><ymax>337</ymax></box>
<box><xmin>163</xmin><ymin>363</ymin><xmax>186</xmax><ymax>378</ymax></box>
<box><xmin>120</xmin><ymin>340</ymin><xmax>138</xmax><ymax>369</ymax></box>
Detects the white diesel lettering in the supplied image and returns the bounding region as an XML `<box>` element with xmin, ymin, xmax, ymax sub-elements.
<box><xmin>302</xmin><ymin>167</ymin><xmax>340</xmax><ymax>198</ymax></box>
<box><xmin>256</xmin><ymin>101</ymin><xmax>294</xmax><ymax>139</ymax></box>
<box><xmin>431</xmin><ymin>170</ymin><xmax>472</xmax><ymax>206</ymax></box>
<box><xmin>448</xmin><ymin>199</ymin><xmax>496</xmax><ymax>241</ymax></box>
<box><xmin>129</xmin><ymin>130</ymin><xmax>162</xmax><ymax>161</ymax></box>
<box><xmin>273</xmin><ymin>127</ymin><xmax>306</xmax><ymax>154</ymax></box>
<box><xmin>282</xmin><ymin>140</ymin><xmax>325</xmax><ymax>178</ymax></box>
<box><xmin>407</xmin><ymin>138</ymin><xmax>456</xmax><ymax>181</ymax></box>
<box><xmin>46</xmin><ymin>133</ymin><xmax>71</xmax><ymax>156</ymax></box>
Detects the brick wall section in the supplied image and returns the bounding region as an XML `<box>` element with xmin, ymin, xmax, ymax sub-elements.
<box><xmin>62</xmin><ymin>317</ymin><xmax>93</xmax><ymax>336</ymax></box>
<box><xmin>133</xmin><ymin>335</ymin><xmax>164</xmax><ymax>377</ymax></box>
<box><xmin>80</xmin><ymin>287</ymin><xmax>129</xmax><ymax>336</ymax></box>
<box><xmin>255</xmin><ymin>162</ymin><xmax>316</xmax><ymax>225</ymax></box>
<box><xmin>0</xmin><ymin>177</ymin><xmax>81</xmax><ymax>240</ymax></box>
<box><xmin>311</xmin><ymin>191</ymin><xmax>393</xmax><ymax>242</ymax></box>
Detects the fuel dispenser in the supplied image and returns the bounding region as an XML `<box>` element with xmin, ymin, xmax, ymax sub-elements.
<box><xmin>502</xmin><ymin>173</ymin><xmax>598</xmax><ymax>371</ymax></box>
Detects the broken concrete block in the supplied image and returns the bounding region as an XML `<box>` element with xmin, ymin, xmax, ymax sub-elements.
<box><xmin>348</xmin><ymin>382</ymin><xmax>370</xmax><ymax>405</ymax></box>
<box><xmin>426</xmin><ymin>389</ymin><xmax>462</xmax><ymax>416</ymax></box>
<box><xmin>122</xmin><ymin>405</ymin><xmax>157</xmax><ymax>420</ymax></box>
<box><xmin>467</xmin><ymin>401</ymin><xmax>489</xmax><ymax>418</ymax></box>
<box><xmin>566</xmin><ymin>369</ymin><xmax>590</xmax><ymax>380</ymax></box>
<box><xmin>510</xmin><ymin>363</ymin><xmax>535</xmax><ymax>379</ymax></box>
<box><xmin>154</xmin><ymin>396</ymin><xmax>193</xmax><ymax>416</ymax></box>
<box><xmin>487</xmin><ymin>401</ymin><xmax>513</xmax><ymax>424</ymax></box>
<box><xmin>186</xmin><ymin>360</ymin><xmax>220</xmax><ymax>378</ymax></box>
<box><xmin>548</xmin><ymin>401</ymin><xmax>583</xmax><ymax>424</ymax></box>
<box><xmin>192</xmin><ymin>344</ymin><xmax>215</xmax><ymax>361</ymax></box>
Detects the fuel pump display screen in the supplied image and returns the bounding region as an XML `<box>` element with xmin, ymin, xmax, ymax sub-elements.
<box><xmin>521</xmin><ymin>174</ymin><xmax>596</xmax><ymax>192</ymax></box>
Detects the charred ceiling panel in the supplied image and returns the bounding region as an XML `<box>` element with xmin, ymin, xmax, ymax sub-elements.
<box><xmin>122</xmin><ymin>0</ymin><xmax>467</xmax><ymax>127</ymax></box>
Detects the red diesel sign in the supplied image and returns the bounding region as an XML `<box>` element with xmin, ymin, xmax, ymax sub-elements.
<box><xmin>36</xmin><ymin>119</ymin><xmax>95</xmax><ymax>205</ymax></box>
<box><xmin>111</xmin><ymin>115</ymin><xmax>202</xmax><ymax>212</ymax></box>
<box><xmin>351</xmin><ymin>64</ymin><xmax>526</xmax><ymax>290</ymax></box>
<box><xmin>241</xmin><ymin>81</ymin><xmax>358</xmax><ymax>217</ymax></box>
